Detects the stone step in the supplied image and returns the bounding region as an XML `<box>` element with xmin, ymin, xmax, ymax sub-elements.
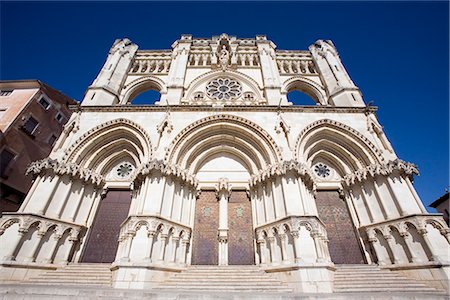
<box><xmin>171</xmin><ymin>275</ymin><xmax>279</xmax><ymax>280</ymax></box>
<box><xmin>334</xmin><ymin>287</ymin><xmax>440</xmax><ymax>293</ymax></box>
<box><xmin>153</xmin><ymin>285</ymin><xmax>293</xmax><ymax>291</ymax></box>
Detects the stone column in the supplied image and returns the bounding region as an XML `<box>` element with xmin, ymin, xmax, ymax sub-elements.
<box><xmin>418</xmin><ymin>228</ymin><xmax>438</xmax><ymax>262</ymax></box>
<box><xmin>24</xmin><ymin>230</ymin><xmax>46</xmax><ymax>263</ymax></box>
<box><xmin>37</xmin><ymin>176</ymin><xmax>60</xmax><ymax>215</ymax></box>
<box><xmin>312</xmin><ymin>231</ymin><xmax>325</xmax><ymax>263</ymax></box>
<box><xmin>278</xmin><ymin>230</ymin><xmax>289</xmax><ymax>264</ymax></box>
<box><xmin>384</xmin><ymin>234</ymin><xmax>400</xmax><ymax>264</ymax></box>
<box><xmin>291</xmin><ymin>231</ymin><xmax>302</xmax><ymax>263</ymax></box>
<box><xmin>178</xmin><ymin>238</ymin><xmax>189</xmax><ymax>265</ymax></box>
<box><xmin>158</xmin><ymin>234</ymin><xmax>168</xmax><ymax>261</ymax></box>
<box><xmin>440</xmin><ymin>228</ymin><xmax>450</xmax><ymax>244</ymax></box>
<box><xmin>121</xmin><ymin>231</ymin><xmax>136</xmax><ymax>262</ymax></box>
<box><xmin>3</xmin><ymin>228</ymin><xmax>27</xmax><ymax>261</ymax></box>
<box><xmin>144</xmin><ymin>231</ymin><xmax>156</xmax><ymax>262</ymax></box>
<box><xmin>70</xmin><ymin>184</ymin><xmax>86</xmax><ymax>223</ymax></box>
<box><xmin>400</xmin><ymin>232</ymin><xmax>421</xmax><ymax>263</ymax></box>
<box><xmin>257</xmin><ymin>239</ymin><xmax>268</xmax><ymax>265</ymax></box>
<box><xmin>20</xmin><ymin>176</ymin><xmax>42</xmax><ymax>212</ymax></box>
<box><xmin>322</xmin><ymin>237</ymin><xmax>332</xmax><ymax>262</ymax></box>
<box><xmin>368</xmin><ymin>237</ymin><xmax>388</xmax><ymax>265</ymax></box>
<box><xmin>170</xmin><ymin>236</ymin><xmax>180</xmax><ymax>263</ymax></box>
<box><xmin>43</xmin><ymin>233</ymin><xmax>63</xmax><ymax>264</ymax></box>
<box><xmin>268</xmin><ymin>236</ymin><xmax>276</xmax><ymax>264</ymax></box>
<box><xmin>60</xmin><ymin>237</ymin><xmax>77</xmax><ymax>265</ymax></box>
<box><xmin>216</xmin><ymin>178</ymin><xmax>231</xmax><ymax>266</ymax></box>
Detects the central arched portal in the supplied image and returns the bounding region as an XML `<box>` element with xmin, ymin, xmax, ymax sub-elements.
<box><xmin>191</xmin><ymin>153</ymin><xmax>255</xmax><ymax>265</ymax></box>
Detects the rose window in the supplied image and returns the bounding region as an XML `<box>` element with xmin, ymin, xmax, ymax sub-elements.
<box><xmin>116</xmin><ymin>162</ymin><xmax>133</xmax><ymax>178</ymax></box>
<box><xmin>314</xmin><ymin>163</ymin><xmax>331</xmax><ymax>178</ymax></box>
<box><xmin>206</xmin><ymin>78</ymin><xmax>242</xmax><ymax>101</ymax></box>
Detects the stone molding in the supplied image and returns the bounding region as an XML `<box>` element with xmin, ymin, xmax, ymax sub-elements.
<box><xmin>343</xmin><ymin>159</ymin><xmax>419</xmax><ymax>187</ymax></box>
<box><xmin>119</xmin><ymin>215</ymin><xmax>191</xmax><ymax>241</ymax></box>
<box><xmin>294</xmin><ymin>118</ymin><xmax>383</xmax><ymax>162</ymax></box>
<box><xmin>255</xmin><ymin>215</ymin><xmax>327</xmax><ymax>239</ymax></box>
<box><xmin>0</xmin><ymin>213</ymin><xmax>85</xmax><ymax>241</ymax></box>
<box><xmin>26</xmin><ymin>158</ymin><xmax>105</xmax><ymax>186</ymax></box>
<box><xmin>249</xmin><ymin>160</ymin><xmax>316</xmax><ymax>190</ymax></box>
<box><xmin>134</xmin><ymin>159</ymin><xmax>198</xmax><ymax>188</ymax></box>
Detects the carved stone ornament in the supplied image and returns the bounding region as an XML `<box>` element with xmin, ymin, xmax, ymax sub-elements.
<box><xmin>26</xmin><ymin>158</ymin><xmax>105</xmax><ymax>186</ymax></box>
<box><xmin>343</xmin><ymin>159</ymin><xmax>419</xmax><ymax>187</ymax></box>
<box><xmin>134</xmin><ymin>159</ymin><xmax>198</xmax><ymax>188</ymax></box>
<box><xmin>215</xmin><ymin>177</ymin><xmax>232</xmax><ymax>199</ymax></box>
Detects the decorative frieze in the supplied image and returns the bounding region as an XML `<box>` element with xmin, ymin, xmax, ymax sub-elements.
<box><xmin>343</xmin><ymin>159</ymin><xmax>419</xmax><ymax>187</ymax></box>
<box><xmin>249</xmin><ymin>160</ymin><xmax>316</xmax><ymax>190</ymax></box>
<box><xmin>26</xmin><ymin>158</ymin><xmax>105</xmax><ymax>186</ymax></box>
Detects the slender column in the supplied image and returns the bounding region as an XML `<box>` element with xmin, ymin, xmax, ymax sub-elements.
<box><xmin>121</xmin><ymin>232</ymin><xmax>135</xmax><ymax>262</ymax></box>
<box><xmin>85</xmin><ymin>189</ymin><xmax>102</xmax><ymax>226</ymax></box>
<box><xmin>70</xmin><ymin>184</ymin><xmax>86</xmax><ymax>222</ymax></box>
<box><xmin>387</xmin><ymin>176</ymin><xmax>406</xmax><ymax>215</ymax></box>
<box><xmin>144</xmin><ymin>231</ymin><xmax>156</xmax><ymax>262</ymax></box>
<box><xmin>312</xmin><ymin>231</ymin><xmax>325</xmax><ymax>262</ymax></box>
<box><xmin>400</xmin><ymin>232</ymin><xmax>421</xmax><ymax>263</ymax></box>
<box><xmin>291</xmin><ymin>231</ymin><xmax>302</xmax><ymax>263</ymax></box>
<box><xmin>56</xmin><ymin>182</ymin><xmax>73</xmax><ymax>218</ymax></box>
<box><xmin>321</xmin><ymin>236</ymin><xmax>332</xmax><ymax>262</ymax></box>
<box><xmin>257</xmin><ymin>239</ymin><xmax>268</xmax><ymax>264</ymax></box>
<box><xmin>24</xmin><ymin>231</ymin><xmax>46</xmax><ymax>262</ymax></box>
<box><xmin>418</xmin><ymin>228</ymin><xmax>438</xmax><ymax>261</ymax></box>
<box><xmin>38</xmin><ymin>176</ymin><xmax>61</xmax><ymax>215</ymax></box>
<box><xmin>368</xmin><ymin>237</ymin><xmax>388</xmax><ymax>265</ymax></box>
<box><xmin>138</xmin><ymin>177</ymin><xmax>149</xmax><ymax>214</ymax></box>
<box><xmin>279</xmin><ymin>232</ymin><xmax>289</xmax><ymax>263</ymax></box>
<box><xmin>43</xmin><ymin>233</ymin><xmax>63</xmax><ymax>264</ymax></box>
<box><xmin>268</xmin><ymin>236</ymin><xmax>276</xmax><ymax>264</ymax></box>
<box><xmin>60</xmin><ymin>237</ymin><xmax>77</xmax><ymax>264</ymax></box>
<box><xmin>384</xmin><ymin>235</ymin><xmax>400</xmax><ymax>264</ymax></box>
<box><xmin>178</xmin><ymin>239</ymin><xmax>189</xmax><ymax>264</ymax></box>
<box><xmin>405</xmin><ymin>177</ymin><xmax>427</xmax><ymax>213</ymax></box>
<box><xmin>20</xmin><ymin>176</ymin><xmax>42</xmax><ymax>212</ymax></box>
<box><xmin>158</xmin><ymin>234</ymin><xmax>168</xmax><ymax>261</ymax></box>
<box><xmin>3</xmin><ymin>229</ymin><xmax>27</xmax><ymax>261</ymax></box>
<box><xmin>170</xmin><ymin>236</ymin><xmax>179</xmax><ymax>263</ymax></box>
<box><xmin>216</xmin><ymin>178</ymin><xmax>231</xmax><ymax>266</ymax></box>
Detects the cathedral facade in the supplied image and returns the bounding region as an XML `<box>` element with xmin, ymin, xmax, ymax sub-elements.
<box><xmin>0</xmin><ymin>34</ymin><xmax>448</xmax><ymax>292</ymax></box>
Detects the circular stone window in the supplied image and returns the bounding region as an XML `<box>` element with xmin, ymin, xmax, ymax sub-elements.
<box><xmin>116</xmin><ymin>162</ymin><xmax>133</xmax><ymax>178</ymax></box>
<box><xmin>206</xmin><ymin>78</ymin><xmax>242</xmax><ymax>101</ymax></box>
<box><xmin>314</xmin><ymin>163</ymin><xmax>331</xmax><ymax>179</ymax></box>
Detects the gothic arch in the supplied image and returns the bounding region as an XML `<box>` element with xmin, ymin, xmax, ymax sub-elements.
<box><xmin>165</xmin><ymin>114</ymin><xmax>282</xmax><ymax>174</ymax></box>
<box><xmin>64</xmin><ymin>118</ymin><xmax>152</xmax><ymax>175</ymax></box>
<box><xmin>295</xmin><ymin>119</ymin><xmax>384</xmax><ymax>173</ymax></box>
<box><xmin>281</xmin><ymin>76</ymin><xmax>328</xmax><ymax>105</ymax></box>
<box><xmin>183</xmin><ymin>69</ymin><xmax>265</xmax><ymax>103</ymax></box>
<box><xmin>120</xmin><ymin>75</ymin><xmax>167</xmax><ymax>104</ymax></box>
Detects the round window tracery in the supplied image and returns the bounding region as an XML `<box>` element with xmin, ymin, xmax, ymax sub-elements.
<box><xmin>116</xmin><ymin>162</ymin><xmax>133</xmax><ymax>178</ymax></box>
<box><xmin>206</xmin><ymin>78</ymin><xmax>242</xmax><ymax>101</ymax></box>
<box><xmin>314</xmin><ymin>163</ymin><xmax>331</xmax><ymax>178</ymax></box>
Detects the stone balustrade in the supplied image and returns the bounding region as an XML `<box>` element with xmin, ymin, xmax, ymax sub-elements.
<box><xmin>0</xmin><ymin>213</ymin><xmax>85</xmax><ymax>265</ymax></box>
<box><xmin>360</xmin><ymin>214</ymin><xmax>450</xmax><ymax>266</ymax></box>
<box><xmin>255</xmin><ymin>216</ymin><xmax>331</xmax><ymax>266</ymax></box>
<box><xmin>116</xmin><ymin>215</ymin><xmax>191</xmax><ymax>267</ymax></box>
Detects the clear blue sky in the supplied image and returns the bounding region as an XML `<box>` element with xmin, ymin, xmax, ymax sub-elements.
<box><xmin>1</xmin><ymin>1</ymin><xmax>448</xmax><ymax>209</ymax></box>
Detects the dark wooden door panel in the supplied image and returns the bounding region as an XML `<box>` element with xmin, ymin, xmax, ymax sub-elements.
<box><xmin>81</xmin><ymin>190</ymin><xmax>131</xmax><ymax>263</ymax></box>
<box><xmin>228</xmin><ymin>191</ymin><xmax>254</xmax><ymax>265</ymax></box>
<box><xmin>315</xmin><ymin>190</ymin><xmax>365</xmax><ymax>264</ymax></box>
<box><xmin>191</xmin><ymin>191</ymin><xmax>219</xmax><ymax>265</ymax></box>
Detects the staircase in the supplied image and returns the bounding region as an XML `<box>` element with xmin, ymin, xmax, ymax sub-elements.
<box><xmin>26</xmin><ymin>263</ymin><xmax>112</xmax><ymax>287</ymax></box>
<box><xmin>334</xmin><ymin>265</ymin><xmax>444</xmax><ymax>293</ymax></box>
<box><xmin>153</xmin><ymin>265</ymin><xmax>293</xmax><ymax>293</ymax></box>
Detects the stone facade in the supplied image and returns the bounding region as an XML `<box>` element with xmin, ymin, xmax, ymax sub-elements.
<box><xmin>0</xmin><ymin>34</ymin><xmax>448</xmax><ymax>293</ymax></box>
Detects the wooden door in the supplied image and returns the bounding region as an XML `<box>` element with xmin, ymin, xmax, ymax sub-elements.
<box><xmin>228</xmin><ymin>190</ymin><xmax>255</xmax><ymax>265</ymax></box>
<box><xmin>191</xmin><ymin>190</ymin><xmax>219</xmax><ymax>265</ymax></box>
<box><xmin>315</xmin><ymin>190</ymin><xmax>365</xmax><ymax>264</ymax></box>
<box><xmin>81</xmin><ymin>190</ymin><xmax>131</xmax><ymax>263</ymax></box>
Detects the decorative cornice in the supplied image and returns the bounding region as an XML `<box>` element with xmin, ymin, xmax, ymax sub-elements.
<box><xmin>135</xmin><ymin>159</ymin><xmax>198</xmax><ymax>187</ymax></box>
<box><xmin>26</xmin><ymin>158</ymin><xmax>105</xmax><ymax>186</ymax></box>
<box><xmin>249</xmin><ymin>160</ymin><xmax>316</xmax><ymax>190</ymax></box>
<box><xmin>70</xmin><ymin>104</ymin><xmax>378</xmax><ymax>114</ymax></box>
<box><xmin>343</xmin><ymin>159</ymin><xmax>419</xmax><ymax>187</ymax></box>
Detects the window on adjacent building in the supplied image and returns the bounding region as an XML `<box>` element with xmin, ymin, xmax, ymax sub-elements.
<box><xmin>0</xmin><ymin>149</ymin><xmax>15</xmax><ymax>178</ymax></box>
<box><xmin>0</xmin><ymin>90</ymin><xmax>13</xmax><ymax>96</ymax></box>
<box><xmin>48</xmin><ymin>134</ymin><xmax>58</xmax><ymax>146</ymax></box>
<box><xmin>38</xmin><ymin>97</ymin><xmax>51</xmax><ymax>110</ymax></box>
<box><xmin>55</xmin><ymin>112</ymin><xmax>66</xmax><ymax>123</ymax></box>
<box><xmin>21</xmin><ymin>116</ymin><xmax>39</xmax><ymax>135</ymax></box>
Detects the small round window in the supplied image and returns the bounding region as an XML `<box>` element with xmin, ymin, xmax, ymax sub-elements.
<box><xmin>206</xmin><ymin>78</ymin><xmax>242</xmax><ymax>101</ymax></box>
<box><xmin>116</xmin><ymin>162</ymin><xmax>133</xmax><ymax>178</ymax></box>
<box><xmin>314</xmin><ymin>163</ymin><xmax>331</xmax><ymax>178</ymax></box>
